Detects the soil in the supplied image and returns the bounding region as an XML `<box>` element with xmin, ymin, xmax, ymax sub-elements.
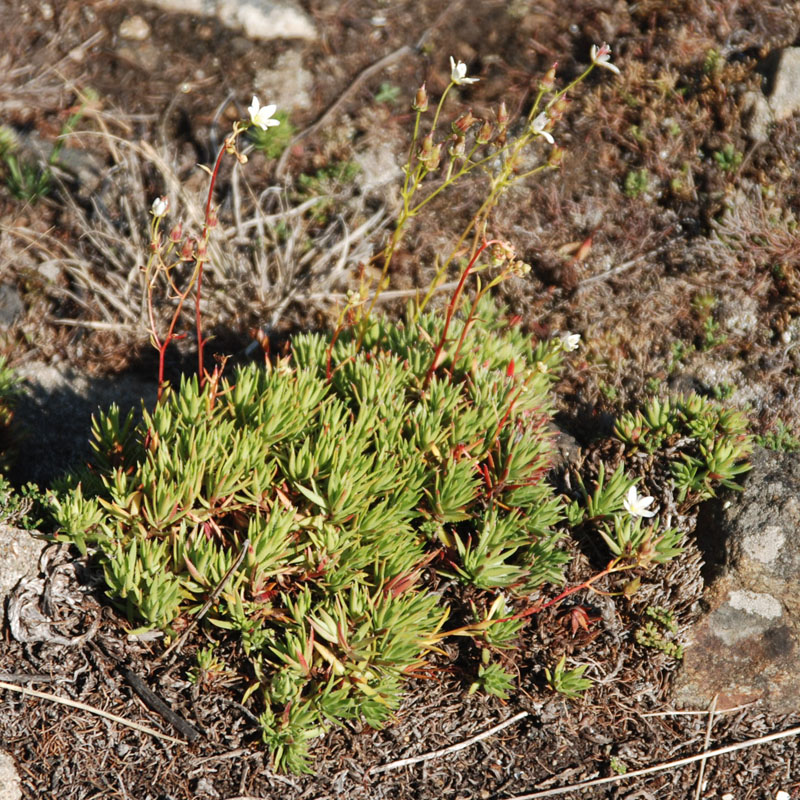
<box><xmin>1</xmin><ymin>0</ymin><xmax>800</xmax><ymax>798</ymax></box>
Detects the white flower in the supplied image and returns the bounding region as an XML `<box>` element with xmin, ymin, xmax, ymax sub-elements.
<box><xmin>449</xmin><ymin>56</ymin><xmax>479</xmax><ymax>85</ymax></box>
<box><xmin>623</xmin><ymin>485</ymin><xmax>658</xmax><ymax>518</ymax></box>
<box><xmin>590</xmin><ymin>42</ymin><xmax>621</xmax><ymax>75</ymax></box>
<box><xmin>150</xmin><ymin>196</ymin><xmax>168</xmax><ymax>217</ymax></box>
<box><xmin>560</xmin><ymin>332</ymin><xmax>581</xmax><ymax>351</ymax></box>
<box><xmin>247</xmin><ymin>96</ymin><xmax>280</xmax><ymax>130</ymax></box>
<box><xmin>775</xmin><ymin>792</ymin><xmax>791</xmax><ymax>800</ymax></box>
<box><xmin>530</xmin><ymin>112</ymin><xmax>555</xmax><ymax>144</ymax></box>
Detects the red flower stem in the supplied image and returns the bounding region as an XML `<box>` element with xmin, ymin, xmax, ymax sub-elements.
<box><xmin>424</xmin><ymin>238</ymin><xmax>500</xmax><ymax>387</ymax></box>
<box><xmin>509</xmin><ymin>559</ymin><xmax>630</xmax><ymax>622</ymax></box>
<box><xmin>196</xmin><ymin>141</ymin><xmax>229</xmax><ymax>387</ymax></box>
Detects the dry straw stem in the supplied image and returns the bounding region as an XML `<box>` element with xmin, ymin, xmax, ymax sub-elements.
<box><xmin>369</xmin><ymin>710</ymin><xmax>529</xmax><ymax>775</ymax></box>
<box><xmin>693</xmin><ymin>694</ymin><xmax>717</xmax><ymax>800</ymax></box>
<box><xmin>504</xmin><ymin>723</ymin><xmax>800</xmax><ymax>799</ymax></box>
<box><xmin>0</xmin><ymin>679</ymin><xmax>186</xmax><ymax>745</ymax></box>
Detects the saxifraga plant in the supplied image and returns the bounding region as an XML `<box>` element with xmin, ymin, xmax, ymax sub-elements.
<box><xmin>52</xmin><ymin>296</ymin><xmax>573</xmax><ymax>772</ymax></box>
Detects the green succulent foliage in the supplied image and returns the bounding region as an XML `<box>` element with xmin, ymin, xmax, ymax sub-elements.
<box><xmin>635</xmin><ymin>606</ymin><xmax>683</xmax><ymax>660</ymax></box>
<box><xmin>614</xmin><ymin>394</ymin><xmax>752</xmax><ymax>501</ymax></box>
<box><xmin>52</xmin><ymin>296</ymin><xmax>568</xmax><ymax>772</ymax></box>
<box><xmin>597</xmin><ymin>514</ymin><xmax>683</xmax><ymax>566</ymax></box>
<box><xmin>469</xmin><ymin>660</ymin><xmax>516</xmax><ymax>700</ymax></box>
<box><xmin>544</xmin><ymin>654</ymin><xmax>592</xmax><ymax>699</ymax></box>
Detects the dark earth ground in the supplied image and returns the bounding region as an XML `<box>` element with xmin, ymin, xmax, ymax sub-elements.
<box><xmin>2</xmin><ymin>0</ymin><xmax>800</xmax><ymax>797</ymax></box>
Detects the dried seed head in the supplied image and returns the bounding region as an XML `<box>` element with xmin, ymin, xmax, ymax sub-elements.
<box><xmin>419</xmin><ymin>132</ymin><xmax>434</xmax><ymax>160</ymax></box>
<box><xmin>452</xmin><ymin>110</ymin><xmax>477</xmax><ymax>135</ymax></box>
<box><xmin>549</xmin><ymin>96</ymin><xmax>569</xmax><ymax>119</ymax></box>
<box><xmin>548</xmin><ymin>144</ymin><xmax>565</xmax><ymax>168</ymax></box>
<box><xmin>427</xmin><ymin>143</ymin><xmax>442</xmax><ymax>170</ymax></box>
<box><xmin>412</xmin><ymin>83</ymin><xmax>429</xmax><ymax>112</ymax></box>
<box><xmin>540</xmin><ymin>62</ymin><xmax>558</xmax><ymax>92</ymax></box>
<box><xmin>448</xmin><ymin>135</ymin><xmax>466</xmax><ymax>158</ymax></box>
<box><xmin>476</xmin><ymin>120</ymin><xmax>493</xmax><ymax>144</ymax></box>
<box><xmin>180</xmin><ymin>238</ymin><xmax>196</xmax><ymax>261</ymax></box>
<box><xmin>497</xmin><ymin>101</ymin><xmax>509</xmax><ymax>128</ymax></box>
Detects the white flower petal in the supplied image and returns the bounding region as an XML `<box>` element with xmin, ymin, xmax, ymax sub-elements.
<box><xmin>150</xmin><ymin>196</ymin><xmax>168</xmax><ymax>217</ymax></box>
<box><xmin>623</xmin><ymin>485</ymin><xmax>658</xmax><ymax>518</ymax></box>
<box><xmin>248</xmin><ymin>97</ymin><xmax>280</xmax><ymax>130</ymax></box>
<box><xmin>450</xmin><ymin>56</ymin><xmax>479</xmax><ymax>85</ymax></box>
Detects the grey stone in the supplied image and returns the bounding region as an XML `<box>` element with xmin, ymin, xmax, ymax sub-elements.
<box><xmin>741</xmin><ymin>90</ymin><xmax>773</xmax><ymax>143</ymax></box>
<box><xmin>254</xmin><ymin>51</ymin><xmax>313</xmax><ymax>112</ymax></box>
<box><xmin>142</xmin><ymin>0</ymin><xmax>317</xmax><ymax>40</ymax></box>
<box><xmin>118</xmin><ymin>15</ymin><xmax>151</xmax><ymax>41</ymax></box>
<box><xmin>0</xmin><ymin>525</ymin><xmax>46</xmax><ymax>628</ymax></box>
<box><xmin>353</xmin><ymin>142</ymin><xmax>403</xmax><ymax>199</ymax></box>
<box><xmin>767</xmin><ymin>47</ymin><xmax>800</xmax><ymax>122</ymax></box>
<box><xmin>0</xmin><ymin>751</ymin><xmax>21</xmax><ymax>800</ymax></box>
<box><xmin>673</xmin><ymin>447</ymin><xmax>800</xmax><ymax>713</ymax></box>
<box><xmin>0</xmin><ymin>284</ymin><xmax>24</xmax><ymax>328</ymax></box>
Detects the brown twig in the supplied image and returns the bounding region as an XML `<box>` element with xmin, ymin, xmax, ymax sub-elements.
<box><xmin>502</xmin><ymin>723</ymin><xmax>800</xmax><ymax>799</ymax></box>
<box><xmin>157</xmin><ymin>538</ymin><xmax>251</xmax><ymax>663</ymax></box>
<box><xmin>0</xmin><ymin>680</ymin><xmax>186</xmax><ymax>745</ymax></box>
<box><xmin>120</xmin><ymin>667</ymin><xmax>202</xmax><ymax>743</ymax></box>
<box><xmin>369</xmin><ymin>711</ymin><xmax>529</xmax><ymax>775</ymax></box>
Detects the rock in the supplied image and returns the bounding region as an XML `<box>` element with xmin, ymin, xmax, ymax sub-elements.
<box><xmin>0</xmin><ymin>284</ymin><xmax>24</xmax><ymax>328</ymax></box>
<box><xmin>353</xmin><ymin>142</ymin><xmax>403</xmax><ymax>198</ymax></box>
<box><xmin>0</xmin><ymin>525</ymin><xmax>46</xmax><ymax>628</ymax></box>
<box><xmin>254</xmin><ymin>50</ymin><xmax>313</xmax><ymax>112</ymax></box>
<box><xmin>741</xmin><ymin>90</ymin><xmax>773</xmax><ymax>143</ymax></box>
<box><xmin>766</xmin><ymin>47</ymin><xmax>800</xmax><ymax>122</ymax></box>
<box><xmin>0</xmin><ymin>751</ymin><xmax>21</xmax><ymax>800</ymax></box>
<box><xmin>673</xmin><ymin>447</ymin><xmax>800</xmax><ymax>713</ymax></box>
<box><xmin>118</xmin><ymin>15</ymin><xmax>151</xmax><ymax>41</ymax></box>
<box><xmin>141</xmin><ymin>0</ymin><xmax>317</xmax><ymax>40</ymax></box>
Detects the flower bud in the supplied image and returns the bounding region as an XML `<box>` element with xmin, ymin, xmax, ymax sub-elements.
<box><xmin>452</xmin><ymin>110</ymin><xmax>477</xmax><ymax>135</ymax></box>
<box><xmin>412</xmin><ymin>83</ymin><xmax>429</xmax><ymax>112</ymax></box>
<box><xmin>207</xmin><ymin>206</ymin><xmax>218</xmax><ymax>228</ymax></box>
<box><xmin>497</xmin><ymin>101</ymin><xmax>509</xmax><ymax>129</ymax></box>
<box><xmin>476</xmin><ymin>120</ymin><xmax>493</xmax><ymax>144</ymax></box>
<box><xmin>168</xmin><ymin>222</ymin><xmax>183</xmax><ymax>243</ymax></box>
<box><xmin>237</xmin><ymin>152</ymin><xmax>248</xmax><ymax>164</ymax></box>
<box><xmin>196</xmin><ymin>240</ymin><xmax>208</xmax><ymax>260</ymax></box>
<box><xmin>540</xmin><ymin>62</ymin><xmax>558</xmax><ymax>92</ymax></box>
<box><xmin>494</xmin><ymin>128</ymin><xmax>507</xmax><ymax>147</ymax></box>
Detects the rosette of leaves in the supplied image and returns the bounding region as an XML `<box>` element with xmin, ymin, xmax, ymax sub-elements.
<box><xmin>52</xmin><ymin>296</ymin><xmax>569</xmax><ymax>772</ymax></box>
<box><xmin>613</xmin><ymin>394</ymin><xmax>752</xmax><ymax>501</ymax></box>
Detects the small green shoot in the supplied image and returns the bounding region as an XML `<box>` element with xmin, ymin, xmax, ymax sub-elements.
<box><xmin>635</xmin><ymin>606</ymin><xmax>683</xmax><ymax>660</ymax></box>
<box><xmin>544</xmin><ymin>654</ymin><xmax>592</xmax><ymax>699</ymax></box>
<box><xmin>624</xmin><ymin>168</ymin><xmax>650</xmax><ymax>198</ymax></box>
